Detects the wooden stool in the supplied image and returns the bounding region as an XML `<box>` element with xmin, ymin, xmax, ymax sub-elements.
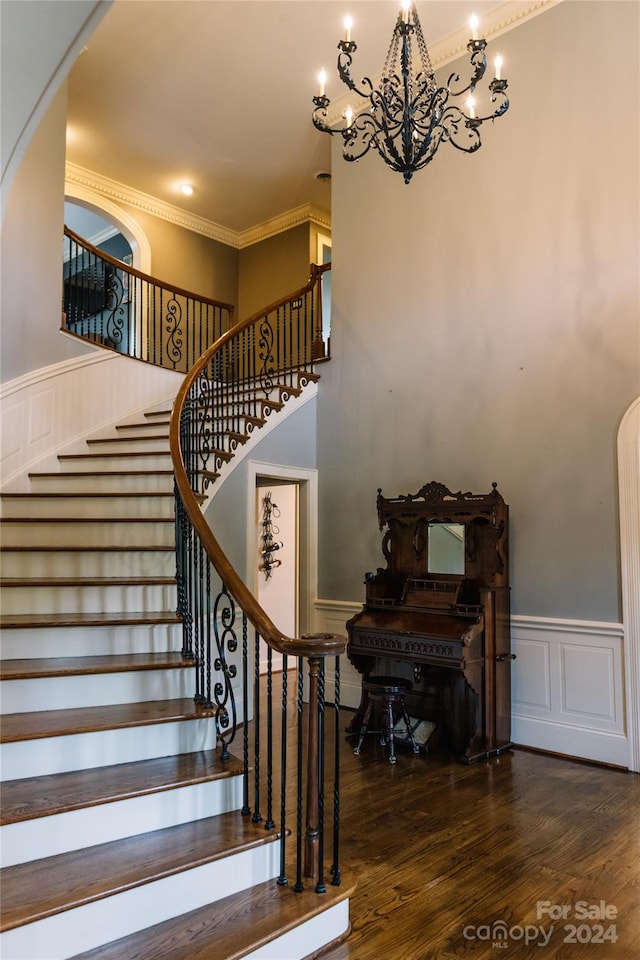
<box><xmin>353</xmin><ymin>675</ymin><xmax>420</xmax><ymax>763</ymax></box>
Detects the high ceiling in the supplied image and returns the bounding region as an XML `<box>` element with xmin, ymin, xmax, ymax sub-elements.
<box><xmin>66</xmin><ymin>0</ymin><xmax>509</xmax><ymax>235</ymax></box>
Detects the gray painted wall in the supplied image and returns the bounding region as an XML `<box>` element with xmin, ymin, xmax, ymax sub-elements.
<box><xmin>1</xmin><ymin>83</ymin><xmax>94</xmax><ymax>382</ymax></box>
<box><xmin>206</xmin><ymin>398</ymin><xmax>317</xmax><ymax>583</ymax></box>
<box><xmin>317</xmin><ymin>1</ymin><xmax>639</xmax><ymax>623</ymax></box>
<box><xmin>237</xmin><ymin>224</ymin><xmax>312</xmax><ymax>322</ymax></box>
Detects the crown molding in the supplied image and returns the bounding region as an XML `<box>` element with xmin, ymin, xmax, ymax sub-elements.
<box><xmin>429</xmin><ymin>0</ymin><xmax>563</xmax><ymax>67</ymax></box>
<box><xmin>65</xmin><ymin>162</ymin><xmax>330</xmax><ymax>250</ymax></box>
<box><xmin>323</xmin><ymin>0</ymin><xmax>562</xmax><ymax>124</ymax></box>
<box><xmin>236</xmin><ymin>204</ymin><xmax>331</xmax><ymax>248</ymax></box>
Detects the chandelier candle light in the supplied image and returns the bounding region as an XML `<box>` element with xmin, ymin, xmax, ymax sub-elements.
<box><xmin>312</xmin><ymin>2</ymin><xmax>509</xmax><ymax>183</ymax></box>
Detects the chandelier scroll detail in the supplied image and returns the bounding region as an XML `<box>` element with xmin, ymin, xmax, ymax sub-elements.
<box><xmin>311</xmin><ymin>2</ymin><xmax>509</xmax><ymax>184</ymax></box>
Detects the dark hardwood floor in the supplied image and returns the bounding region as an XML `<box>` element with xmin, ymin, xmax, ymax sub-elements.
<box><xmin>265</xmin><ymin>670</ymin><xmax>640</xmax><ymax>960</ymax></box>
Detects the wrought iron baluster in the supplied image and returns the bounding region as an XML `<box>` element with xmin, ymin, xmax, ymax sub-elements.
<box><xmin>252</xmin><ymin>629</ymin><xmax>262</xmax><ymax>823</ymax></box>
<box><xmin>205</xmin><ymin>557</ymin><xmax>212</xmax><ymax>708</ymax></box>
<box><xmin>194</xmin><ymin>538</ymin><xmax>204</xmax><ymax>704</ymax></box>
<box><xmin>316</xmin><ymin>659</ymin><xmax>326</xmax><ymax>894</ymax></box>
<box><xmin>265</xmin><ymin>645</ymin><xmax>275</xmax><ymax>829</ymax></box>
<box><xmin>242</xmin><ymin>613</ymin><xmax>251</xmax><ymax>816</ymax></box>
<box><xmin>331</xmin><ymin>655</ymin><xmax>342</xmax><ymax>885</ymax></box>
<box><xmin>294</xmin><ymin>656</ymin><xmax>304</xmax><ymax>892</ymax></box>
<box><xmin>277</xmin><ymin>655</ymin><xmax>289</xmax><ymax>886</ymax></box>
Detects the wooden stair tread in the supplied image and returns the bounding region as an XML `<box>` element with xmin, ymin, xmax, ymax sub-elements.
<box><xmin>0</xmin><ymin>610</ymin><xmax>180</xmax><ymax>629</ymax></box>
<box><xmin>0</xmin><ymin>652</ymin><xmax>193</xmax><ymax>681</ymax></box>
<box><xmin>69</xmin><ymin>871</ymin><xmax>355</xmax><ymax>960</ymax></box>
<box><xmin>0</xmin><ymin>750</ymin><xmax>242</xmax><ymax>826</ymax></box>
<box><xmin>1</xmin><ymin>698</ymin><xmax>216</xmax><ymax>744</ymax></box>
<box><xmin>0</xmin><ymin>515</ymin><xmax>172</xmax><ymax>523</ymax></box>
<box><xmin>58</xmin><ymin>451</ymin><xmax>171</xmax><ymax>460</ymax></box>
<box><xmin>1</xmin><ymin>492</ymin><xmax>174</xmax><ymax>500</ymax></box>
<box><xmin>116</xmin><ymin>420</ymin><xmax>171</xmax><ymax>430</ymax></box>
<box><xmin>0</xmin><ymin>576</ymin><xmax>176</xmax><ymax>587</ymax></box>
<box><xmin>28</xmin><ymin>470</ymin><xmax>174</xmax><ymax>479</ymax></box>
<box><xmin>0</xmin><ymin>812</ymin><xmax>278</xmax><ymax>933</ymax></box>
<box><xmin>87</xmin><ymin>435</ymin><xmax>169</xmax><ymax>443</ymax></box>
<box><xmin>0</xmin><ymin>545</ymin><xmax>174</xmax><ymax>553</ymax></box>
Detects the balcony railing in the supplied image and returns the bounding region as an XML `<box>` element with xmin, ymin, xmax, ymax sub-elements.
<box><xmin>170</xmin><ymin>264</ymin><xmax>344</xmax><ymax>892</ymax></box>
<box><xmin>62</xmin><ymin>227</ymin><xmax>235</xmax><ymax>372</ymax></box>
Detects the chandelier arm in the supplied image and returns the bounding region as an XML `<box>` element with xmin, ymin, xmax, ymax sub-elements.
<box><xmin>447</xmin><ymin>43</ymin><xmax>488</xmax><ymax>99</ymax></box>
<box><xmin>312</xmin><ymin>97</ymin><xmax>335</xmax><ymax>134</ymax></box>
<box><xmin>337</xmin><ymin>43</ymin><xmax>375</xmax><ymax>100</ymax></box>
<box><xmin>439</xmin><ymin>106</ymin><xmax>482</xmax><ymax>153</ymax></box>
<box><xmin>341</xmin><ymin>114</ymin><xmax>379</xmax><ymax>163</ymax></box>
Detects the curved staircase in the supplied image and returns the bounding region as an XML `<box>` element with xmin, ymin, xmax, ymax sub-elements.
<box><xmin>0</xmin><ymin>382</ymin><xmax>352</xmax><ymax>960</ymax></box>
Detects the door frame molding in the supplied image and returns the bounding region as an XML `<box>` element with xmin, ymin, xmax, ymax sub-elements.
<box><xmin>246</xmin><ymin>460</ymin><xmax>318</xmax><ymax>638</ymax></box>
<box><xmin>618</xmin><ymin>395</ymin><xmax>640</xmax><ymax>773</ymax></box>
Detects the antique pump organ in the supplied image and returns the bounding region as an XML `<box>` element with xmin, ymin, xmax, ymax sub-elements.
<box><xmin>346</xmin><ymin>482</ymin><xmax>514</xmax><ymax>762</ymax></box>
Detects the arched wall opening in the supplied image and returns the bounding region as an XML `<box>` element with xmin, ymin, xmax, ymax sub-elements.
<box><xmin>64</xmin><ymin>181</ymin><xmax>151</xmax><ymax>275</ymax></box>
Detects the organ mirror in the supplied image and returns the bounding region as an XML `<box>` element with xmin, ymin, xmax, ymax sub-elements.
<box><xmin>427</xmin><ymin>522</ymin><xmax>465</xmax><ymax>575</ymax></box>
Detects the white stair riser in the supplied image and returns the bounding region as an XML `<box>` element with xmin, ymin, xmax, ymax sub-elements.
<box><xmin>1</xmin><ymin>667</ymin><xmax>195</xmax><ymax>714</ymax></box>
<box><xmin>0</xmin><ymin>519</ymin><xmax>174</xmax><ymax>548</ymax></box>
<box><xmin>84</xmin><ymin>436</ymin><xmax>169</xmax><ymax>453</ymax></box>
<box><xmin>0</xmin><ymin>549</ymin><xmax>175</xmax><ymax>577</ymax></box>
<box><xmin>0</xmin><ymin>775</ymin><xmax>243</xmax><ymax>867</ymax></box>
<box><xmin>27</xmin><ymin>474</ymin><xmax>174</xmax><ymax>494</ymax></box>
<box><xmin>56</xmin><ymin>453</ymin><xmax>172</xmax><ymax>472</ymax></box>
<box><xmin>1</xmin><ymin>717</ymin><xmax>220</xmax><ymax>781</ymax></box>
<box><xmin>0</xmin><ymin>496</ymin><xmax>175</xmax><ymax>519</ymax></box>
<box><xmin>0</xmin><ymin>842</ymin><xmax>280</xmax><ymax>960</ymax></box>
<box><xmin>0</xmin><ymin>582</ymin><xmax>177</xmax><ymax>615</ymax></box>
<box><xmin>0</xmin><ymin>622</ymin><xmax>183</xmax><ymax>659</ymax></box>
<box><xmin>246</xmin><ymin>901</ymin><xmax>351</xmax><ymax>960</ymax></box>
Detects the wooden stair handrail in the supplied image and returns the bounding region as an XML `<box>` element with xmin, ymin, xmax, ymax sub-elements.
<box><xmin>169</xmin><ymin>265</ymin><xmax>345</xmax><ymax>661</ymax></box>
<box><xmin>64</xmin><ymin>226</ymin><xmax>235</xmax><ymax>314</ymax></box>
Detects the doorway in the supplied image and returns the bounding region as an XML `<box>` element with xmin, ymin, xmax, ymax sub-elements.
<box><xmin>256</xmin><ymin>480</ymin><xmax>298</xmax><ymax>672</ymax></box>
<box><xmin>247</xmin><ymin>461</ymin><xmax>319</xmax><ymax>674</ymax></box>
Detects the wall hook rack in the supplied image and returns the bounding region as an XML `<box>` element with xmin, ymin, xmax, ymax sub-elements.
<box><xmin>260</xmin><ymin>491</ymin><xmax>283</xmax><ymax>579</ymax></box>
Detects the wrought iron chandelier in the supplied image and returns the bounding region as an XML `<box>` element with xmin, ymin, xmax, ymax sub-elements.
<box><xmin>312</xmin><ymin>2</ymin><xmax>509</xmax><ymax>184</ymax></box>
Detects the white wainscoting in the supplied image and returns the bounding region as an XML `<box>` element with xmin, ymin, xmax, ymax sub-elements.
<box><xmin>313</xmin><ymin>600</ymin><xmax>628</xmax><ymax>768</ymax></box>
<box><xmin>1</xmin><ymin>351</ymin><xmax>183</xmax><ymax>490</ymax></box>
<box><xmin>510</xmin><ymin>616</ymin><xmax>626</xmax><ymax>767</ymax></box>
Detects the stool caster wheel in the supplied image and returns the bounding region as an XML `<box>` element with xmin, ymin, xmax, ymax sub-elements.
<box><xmin>353</xmin><ymin>747</ymin><xmax>361</xmax><ymax>756</ymax></box>
<box><xmin>388</xmin><ymin>755</ymin><xmax>397</xmax><ymax>764</ymax></box>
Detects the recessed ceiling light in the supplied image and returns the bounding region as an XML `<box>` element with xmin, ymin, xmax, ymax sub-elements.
<box><xmin>179</xmin><ymin>184</ymin><xmax>194</xmax><ymax>196</ymax></box>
